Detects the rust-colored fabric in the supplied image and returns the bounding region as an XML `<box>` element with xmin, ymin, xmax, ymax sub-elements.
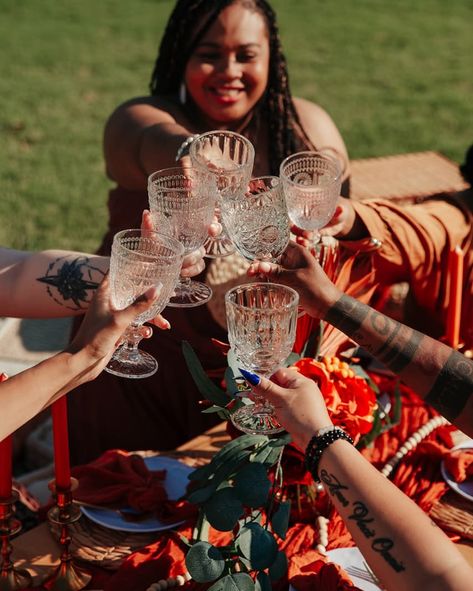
<box><xmin>103</xmin><ymin>522</ymin><xmax>362</xmax><ymax>591</ymax></box>
<box><xmin>72</xmin><ymin>450</ymin><xmax>197</xmax><ymax>521</ymax></box>
<box><xmin>72</xmin><ymin>450</ymin><xmax>167</xmax><ymax>511</ymax></box>
<box><xmin>83</xmin><ymin>373</ymin><xmax>461</xmax><ymax>591</ymax></box>
<box><xmin>444</xmin><ymin>449</ymin><xmax>473</xmax><ymax>483</ymax></box>
<box><xmin>345</xmin><ymin>194</ymin><xmax>473</xmax><ymax>349</ymax></box>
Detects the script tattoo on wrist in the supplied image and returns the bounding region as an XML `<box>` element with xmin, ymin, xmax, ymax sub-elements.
<box><xmin>320</xmin><ymin>470</ymin><xmax>349</xmax><ymax>506</ymax></box>
<box><xmin>425</xmin><ymin>350</ymin><xmax>473</xmax><ymax>421</ymax></box>
<box><xmin>323</xmin><ymin>471</ymin><xmax>406</xmax><ymax>573</ymax></box>
<box><xmin>37</xmin><ymin>256</ymin><xmax>104</xmax><ymax>310</ymax></box>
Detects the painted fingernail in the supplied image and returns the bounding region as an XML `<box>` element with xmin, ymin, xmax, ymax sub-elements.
<box><xmin>239</xmin><ymin>368</ymin><xmax>261</xmax><ymax>386</ymax></box>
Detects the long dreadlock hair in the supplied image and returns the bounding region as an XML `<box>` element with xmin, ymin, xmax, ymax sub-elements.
<box><xmin>149</xmin><ymin>0</ymin><xmax>316</xmax><ymax>174</ymax></box>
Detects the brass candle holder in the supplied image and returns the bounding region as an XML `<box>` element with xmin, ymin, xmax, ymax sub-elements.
<box><xmin>0</xmin><ymin>491</ymin><xmax>32</xmax><ymax>591</ymax></box>
<box><xmin>43</xmin><ymin>478</ymin><xmax>91</xmax><ymax>591</ymax></box>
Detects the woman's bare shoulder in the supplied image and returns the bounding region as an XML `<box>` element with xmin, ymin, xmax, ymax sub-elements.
<box><xmin>106</xmin><ymin>95</ymin><xmax>180</xmax><ymax>130</ymax></box>
<box><xmin>293</xmin><ymin>96</ymin><xmax>349</xmax><ymax>172</ymax></box>
<box><xmin>293</xmin><ymin>96</ymin><xmax>335</xmax><ymax>123</ymax></box>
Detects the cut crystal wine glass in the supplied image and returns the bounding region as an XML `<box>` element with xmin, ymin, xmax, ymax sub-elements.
<box><xmin>225</xmin><ymin>283</ymin><xmax>299</xmax><ymax>434</ymax></box>
<box><xmin>189</xmin><ymin>130</ymin><xmax>255</xmax><ymax>258</ymax></box>
<box><xmin>280</xmin><ymin>151</ymin><xmax>342</xmax><ymax>243</ymax></box>
<box><xmin>220</xmin><ymin>175</ymin><xmax>290</xmax><ymax>263</ymax></box>
<box><xmin>105</xmin><ymin>229</ymin><xmax>184</xmax><ymax>379</ymax></box>
<box><xmin>148</xmin><ymin>166</ymin><xmax>218</xmax><ymax>307</ymax></box>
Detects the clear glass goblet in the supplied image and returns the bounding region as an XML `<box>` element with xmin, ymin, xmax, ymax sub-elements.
<box><xmin>105</xmin><ymin>229</ymin><xmax>184</xmax><ymax>379</ymax></box>
<box><xmin>220</xmin><ymin>176</ymin><xmax>290</xmax><ymax>263</ymax></box>
<box><xmin>279</xmin><ymin>150</ymin><xmax>342</xmax><ymax>244</ymax></box>
<box><xmin>189</xmin><ymin>130</ymin><xmax>255</xmax><ymax>258</ymax></box>
<box><xmin>225</xmin><ymin>282</ymin><xmax>299</xmax><ymax>435</ymax></box>
<box><xmin>148</xmin><ymin>166</ymin><xmax>218</xmax><ymax>307</ymax></box>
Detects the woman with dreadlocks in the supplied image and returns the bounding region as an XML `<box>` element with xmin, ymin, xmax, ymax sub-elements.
<box><xmin>67</xmin><ymin>0</ymin><xmax>349</xmax><ymax>464</ymax></box>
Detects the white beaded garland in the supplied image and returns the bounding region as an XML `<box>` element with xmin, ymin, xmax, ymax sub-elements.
<box><xmin>380</xmin><ymin>416</ymin><xmax>449</xmax><ymax>478</ymax></box>
<box><xmin>316</xmin><ymin>514</ymin><xmax>330</xmax><ymax>555</ymax></box>
<box><xmin>146</xmin><ymin>573</ymin><xmax>191</xmax><ymax>591</ymax></box>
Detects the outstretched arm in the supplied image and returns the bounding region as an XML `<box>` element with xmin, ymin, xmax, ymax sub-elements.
<box><xmin>0</xmin><ymin>247</ymin><xmax>108</xmax><ymax>318</ymax></box>
<box><xmin>248</xmin><ymin>242</ymin><xmax>473</xmax><ymax>436</ymax></box>
<box><xmin>0</xmin><ymin>275</ymin><xmax>158</xmax><ymax>440</ymax></box>
<box><xmin>0</xmin><ymin>211</ymin><xmax>206</xmax><ymax>320</ymax></box>
<box><xmin>245</xmin><ymin>369</ymin><xmax>473</xmax><ymax>591</ymax></box>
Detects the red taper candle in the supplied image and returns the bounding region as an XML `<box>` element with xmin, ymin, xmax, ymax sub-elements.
<box><xmin>51</xmin><ymin>396</ymin><xmax>71</xmax><ymax>490</ymax></box>
<box><xmin>0</xmin><ymin>373</ymin><xmax>12</xmax><ymax>500</ymax></box>
<box><xmin>446</xmin><ymin>245</ymin><xmax>464</xmax><ymax>350</ymax></box>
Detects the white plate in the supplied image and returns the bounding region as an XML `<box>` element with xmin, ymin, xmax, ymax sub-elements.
<box><xmin>440</xmin><ymin>439</ymin><xmax>473</xmax><ymax>503</ymax></box>
<box><xmin>289</xmin><ymin>547</ymin><xmax>382</xmax><ymax>591</ymax></box>
<box><xmin>80</xmin><ymin>456</ymin><xmax>192</xmax><ymax>533</ymax></box>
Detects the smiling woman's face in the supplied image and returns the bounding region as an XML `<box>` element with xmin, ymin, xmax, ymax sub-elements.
<box><xmin>184</xmin><ymin>2</ymin><xmax>270</xmax><ymax>129</ymax></box>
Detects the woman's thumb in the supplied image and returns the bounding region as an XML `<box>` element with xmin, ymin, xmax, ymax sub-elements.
<box><xmin>239</xmin><ymin>368</ymin><xmax>281</xmax><ymax>403</ymax></box>
<box><xmin>124</xmin><ymin>283</ymin><xmax>161</xmax><ymax>319</ymax></box>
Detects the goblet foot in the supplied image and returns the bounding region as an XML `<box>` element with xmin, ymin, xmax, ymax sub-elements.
<box><xmin>230</xmin><ymin>403</ymin><xmax>285</xmax><ymax>435</ymax></box>
<box><xmin>0</xmin><ymin>568</ymin><xmax>32</xmax><ymax>591</ymax></box>
<box><xmin>105</xmin><ymin>347</ymin><xmax>158</xmax><ymax>379</ymax></box>
<box><xmin>167</xmin><ymin>280</ymin><xmax>213</xmax><ymax>308</ymax></box>
<box><xmin>203</xmin><ymin>234</ymin><xmax>235</xmax><ymax>258</ymax></box>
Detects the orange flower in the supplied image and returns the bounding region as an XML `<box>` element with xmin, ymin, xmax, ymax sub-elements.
<box><xmin>292</xmin><ymin>358</ymin><xmax>378</xmax><ymax>444</ymax></box>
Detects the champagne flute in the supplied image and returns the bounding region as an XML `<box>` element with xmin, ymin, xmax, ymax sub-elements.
<box><xmin>220</xmin><ymin>176</ymin><xmax>290</xmax><ymax>263</ymax></box>
<box><xmin>148</xmin><ymin>166</ymin><xmax>218</xmax><ymax>307</ymax></box>
<box><xmin>189</xmin><ymin>130</ymin><xmax>255</xmax><ymax>258</ymax></box>
<box><xmin>225</xmin><ymin>283</ymin><xmax>299</xmax><ymax>435</ymax></box>
<box><xmin>105</xmin><ymin>229</ymin><xmax>184</xmax><ymax>379</ymax></box>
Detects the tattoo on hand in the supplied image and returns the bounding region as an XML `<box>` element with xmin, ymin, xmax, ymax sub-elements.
<box><xmin>37</xmin><ymin>257</ymin><xmax>104</xmax><ymax>310</ymax></box>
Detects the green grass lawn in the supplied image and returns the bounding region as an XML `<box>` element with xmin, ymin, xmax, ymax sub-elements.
<box><xmin>1</xmin><ymin>0</ymin><xmax>472</xmax><ymax>252</ymax></box>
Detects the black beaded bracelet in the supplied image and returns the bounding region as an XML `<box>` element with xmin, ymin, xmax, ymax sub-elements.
<box><xmin>305</xmin><ymin>427</ymin><xmax>354</xmax><ymax>482</ymax></box>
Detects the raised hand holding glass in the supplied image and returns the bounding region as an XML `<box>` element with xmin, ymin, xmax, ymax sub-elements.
<box><xmin>148</xmin><ymin>167</ymin><xmax>218</xmax><ymax>307</ymax></box>
<box><xmin>189</xmin><ymin>130</ymin><xmax>255</xmax><ymax>258</ymax></box>
<box><xmin>105</xmin><ymin>229</ymin><xmax>184</xmax><ymax>379</ymax></box>
<box><xmin>280</xmin><ymin>151</ymin><xmax>342</xmax><ymax>244</ymax></box>
<box><xmin>225</xmin><ymin>283</ymin><xmax>299</xmax><ymax>435</ymax></box>
<box><xmin>220</xmin><ymin>176</ymin><xmax>290</xmax><ymax>263</ymax></box>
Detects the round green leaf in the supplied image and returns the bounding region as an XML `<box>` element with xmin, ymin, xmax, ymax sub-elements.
<box><xmin>208</xmin><ymin>573</ymin><xmax>255</xmax><ymax>591</ymax></box>
<box><xmin>269</xmin><ymin>551</ymin><xmax>288</xmax><ymax>581</ymax></box>
<box><xmin>234</xmin><ymin>463</ymin><xmax>271</xmax><ymax>507</ymax></box>
<box><xmin>204</xmin><ymin>487</ymin><xmax>244</xmax><ymax>531</ymax></box>
<box><xmin>236</xmin><ymin>523</ymin><xmax>278</xmax><ymax>570</ymax></box>
<box><xmin>271</xmin><ymin>500</ymin><xmax>291</xmax><ymax>540</ymax></box>
<box><xmin>255</xmin><ymin>572</ymin><xmax>272</xmax><ymax>591</ymax></box>
<box><xmin>185</xmin><ymin>542</ymin><xmax>225</xmax><ymax>583</ymax></box>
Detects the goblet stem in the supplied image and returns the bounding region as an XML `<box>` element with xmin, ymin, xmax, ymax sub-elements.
<box><xmin>105</xmin><ymin>323</ymin><xmax>158</xmax><ymax>378</ymax></box>
<box><xmin>120</xmin><ymin>324</ymin><xmax>144</xmax><ymax>362</ymax></box>
<box><xmin>231</xmin><ymin>379</ymin><xmax>284</xmax><ymax>436</ymax></box>
<box><xmin>203</xmin><ymin>206</ymin><xmax>235</xmax><ymax>258</ymax></box>
<box><xmin>309</xmin><ymin>231</ymin><xmax>322</xmax><ymax>256</ymax></box>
